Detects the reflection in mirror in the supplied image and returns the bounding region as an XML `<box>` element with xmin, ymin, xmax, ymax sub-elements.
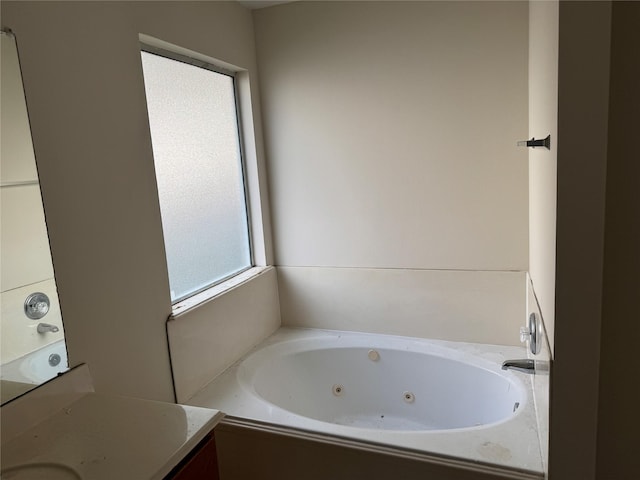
<box><xmin>1</xmin><ymin>29</ymin><xmax>68</xmax><ymax>404</ymax></box>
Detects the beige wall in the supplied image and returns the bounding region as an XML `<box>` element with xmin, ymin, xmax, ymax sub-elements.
<box><xmin>253</xmin><ymin>1</ymin><xmax>529</xmax><ymax>345</ymax></box>
<box><xmin>1</xmin><ymin>1</ymin><xmax>275</xmax><ymax>401</ymax></box>
<box><xmin>254</xmin><ymin>1</ymin><xmax>529</xmax><ymax>271</ymax></box>
<box><xmin>528</xmin><ymin>0</ymin><xmax>558</xmax><ymax>355</ymax></box>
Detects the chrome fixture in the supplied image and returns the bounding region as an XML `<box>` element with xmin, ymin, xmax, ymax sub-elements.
<box><xmin>24</xmin><ymin>292</ymin><xmax>50</xmax><ymax>320</ymax></box>
<box><xmin>37</xmin><ymin>323</ymin><xmax>59</xmax><ymax>334</ymax></box>
<box><xmin>501</xmin><ymin>359</ymin><xmax>535</xmax><ymax>374</ymax></box>
<box><xmin>48</xmin><ymin>353</ymin><xmax>62</xmax><ymax>367</ymax></box>
<box><xmin>520</xmin><ymin>312</ymin><xmax>541</xmax><ymax>355</ymax></box>
<box><xmin>503</xmin><ymin>312</ymin><xmax>544</xmax><ymax>374</ymax></box>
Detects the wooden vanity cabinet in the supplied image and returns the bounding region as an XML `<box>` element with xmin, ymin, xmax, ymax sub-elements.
<box><xmin>165</xmin><ymin>431</ymin><xmax>219</xmax><ymax>480</ymax></box>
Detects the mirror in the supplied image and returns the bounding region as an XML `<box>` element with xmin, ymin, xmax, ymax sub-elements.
<box><xmin>1</xmin><ymin>29</ymin><xmax>68</xmax><ymax>404</ymax></box>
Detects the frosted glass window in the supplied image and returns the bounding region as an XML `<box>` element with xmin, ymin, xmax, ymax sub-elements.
<box><xmin>141</xmin><ymin>50</ymin><xmax>251</xmax><ymax>303</ymax></box>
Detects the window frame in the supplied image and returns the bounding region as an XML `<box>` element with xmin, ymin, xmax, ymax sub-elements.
<box><xmin>140</xmin><ymin>43</ymin><xmax>255</xmax><ymax>305</ymax></box>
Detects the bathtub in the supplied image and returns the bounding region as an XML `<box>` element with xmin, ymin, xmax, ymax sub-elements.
<box><xmin>1</xmin><ymin>340</ymin><xmax>68</xmax><ymax>385</ymax></box>
<box><xmin>188</xmin><ymin>328</ymin><xmax>543</xmax><ymax>476</ymax></box>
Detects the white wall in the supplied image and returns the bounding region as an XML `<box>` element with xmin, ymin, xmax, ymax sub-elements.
<box><xmin>1</xmin><ymin>1</ymin><xmax>276</xmax><ymax>401</ymax></box>
<box><xmin>254</xmin><ymin>1</ymin><xmax>529</xmax><ymax>271</ymax></box>
<box><xmin>528</xmin><ymin>0</ymin><xmax>558</xmax><ymax>355</ymax></box>
<box><xmin>254</xmin><ymin>1</ymin><xmax>529</xmax><ymax>343</ymax></box>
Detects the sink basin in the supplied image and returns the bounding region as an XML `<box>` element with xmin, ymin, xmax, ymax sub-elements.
<box><xmin>1</xmin><ymin>462</ymin><xmax>81</xmax><ymax>479</ymax></box>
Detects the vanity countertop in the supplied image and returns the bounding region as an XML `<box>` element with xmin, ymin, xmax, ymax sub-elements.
<box><xmin>1</xmin><ymin>366</ymin><xmax>224</xmax><ymax>479</ymax></box>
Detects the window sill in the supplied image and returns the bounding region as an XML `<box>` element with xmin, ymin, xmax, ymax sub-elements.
<box><xmin>169</xmin><ymin>266</ymin><xmax>271</xmax><ymax>320</ymax></box>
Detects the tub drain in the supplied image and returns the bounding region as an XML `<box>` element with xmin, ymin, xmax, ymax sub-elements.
<box><xmin>332</xmin><ymin>384</ymin><xmax>344</xmax><ymax>396</ymax></box>
<box><xmin>403</xmin><ymin>391</ymin><xmax>415</xmax><ymax>403</ymax></box>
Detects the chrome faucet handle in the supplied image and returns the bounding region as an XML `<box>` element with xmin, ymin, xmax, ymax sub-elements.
<box><xmin>520</xmin><ymin>313</ymin><xmax>541</xmax><ymax>355</ymax></box>
<box><xmin>24</xmin><ymin>292</ymin><xmax>50</xmax><ymax>320</ymax></box>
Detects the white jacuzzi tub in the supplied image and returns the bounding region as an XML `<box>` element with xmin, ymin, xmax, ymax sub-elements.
<box><xmin>1</xmin><ymin>340</ymin><xmax>68</xmax><ymax>385</ymax></box>
<box><xmin>188</xmin><ymin>328</ymin><xmax>543</xmax><ymax>475</ymax></box>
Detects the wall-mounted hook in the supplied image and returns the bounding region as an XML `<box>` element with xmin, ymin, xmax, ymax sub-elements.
<box><xmin>517</xmin><ymin>134</ymin><xmax>551</xmax><ymax>150</ymax></box>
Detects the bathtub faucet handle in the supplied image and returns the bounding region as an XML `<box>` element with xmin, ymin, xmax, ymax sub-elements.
<box><xmin>520</xmin><ymin>313</ymin><xmax>541</xmax><ymax>355</ymax></box>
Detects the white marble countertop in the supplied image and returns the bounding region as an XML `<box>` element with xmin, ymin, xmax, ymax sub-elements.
<box><xmin>1</xmin><ymin>365</ymin><xmax>224</xmax><ymax>480</ymax></box>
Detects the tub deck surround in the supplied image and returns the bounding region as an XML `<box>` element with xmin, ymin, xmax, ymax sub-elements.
<box><xmin>187</xmin><ymin>328</ymin><xmax>543</xmax><ymax>476</ymax></box>
<box><xmin>1</xmin><ymin>365</ymin><xmax>224</xmax><ymax>480</ymax></box>
<box><xmin>277</xmin><ymin>267</ymin><xmax>527</xmax><ymax>346</ymax></box>
<box><xmin>167</xmin><ymin>266</ymin><xmax>281</xmax><ymax>404</ymax></box>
